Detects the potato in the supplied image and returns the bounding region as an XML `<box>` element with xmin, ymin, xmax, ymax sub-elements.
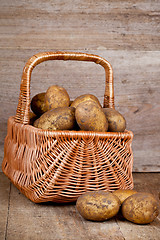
<box><xmin>29</xmin><ymin>112</ymin><xmax>38</xmax><ymax>125</ymax></box>
<box><xmin>113</xmin><ymin>189</ymin><xmax>137</xmax><ymax>204</ymax></box>
<box><xmin>31</xmin><ymin>92</ymin><xmax>48</xmax><ymax>116</ymax></box>
<box><xmin>45</xmin><ymin>85</ymin><xmax>70</xmax><ymax>111</ymax></box>
<box><xmin>102</xmin><ymin>108</ymin><xmax>126</xmax><ymax>132</ymax></box>
<box><xmin>75</xmin><ymin>100</ymin><xmax>108</xmax><ymax>132</ymax></box>
<box><xmin>33</xmin><ymin>107</ymin><xmax>76</xmax><ymax>131</ymax></box>
<box><xmin>71</xmin><ymin>94</ymin><xmax>101</xmax><ymax>109</ymax></box>
<box><xmin>122</xmin><ymin>192</ymin><xmax>159</xmax><ymax>224</ymax></box>
<box><xmin>69</xmin><ymin>100</ymin><xmax>73</xmax><ymax>106</ymax></box>
<box><xmin>76</xmin><ymin>191</ymin><xmax>121</xmax><ymax>221</ymax></box>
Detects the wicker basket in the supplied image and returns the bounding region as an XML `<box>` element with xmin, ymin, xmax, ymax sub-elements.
<box><xmin>2</xmin><ymin>52</ymin><xmax>134</xmax><ymax>203</ymax></box>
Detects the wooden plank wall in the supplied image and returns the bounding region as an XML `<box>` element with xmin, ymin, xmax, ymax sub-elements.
<box><xmin>0</xmin><ymin>0</ymin><xmax>160</xmax><ymax>172</ymax></box>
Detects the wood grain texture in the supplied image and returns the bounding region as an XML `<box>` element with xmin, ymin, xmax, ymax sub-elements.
<box><xmin>6</xmin><ymin>181</ymin><xmax>124</xmax><ymax>240</ymax></box>
<box><xmin>0</xmin><ymin>0</ymin><xmax>160</xmax><ymax>172</ymax></box>
<box><xmin>0</xmin><ymin>2</ymin><xmax>160</xmax><ymax>239</ymax></box>
<box><xmin>1</xmin><ymin>172</ymin><xmax>159</xmax><ymax>240</ymax></box>
<box><xmin>0</xmin><ymin>0</ymin><xmax>160</xmax><ymax>50</ymax></box>
<box><xmin>0</xmin><ymin>49</ymin><xmax>160</xmax><ymax>172</ymax></box>
<box><xmin>0</xmin><ymin>173</ymin><xmax>11</xmax><ymax>240</ymax></box>
<box><xmin>116</xmin><ymin>173</ymin><xmax>160</xmax><ymax>240</ymax></box>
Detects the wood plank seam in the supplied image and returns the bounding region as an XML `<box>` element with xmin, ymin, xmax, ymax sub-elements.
<box><xmin>115</xmin><ymin>218</ymin><xmax>125</xmax><ymax>240</ymax></box>
<box><xmin>4</xmin><ymin>183</ymin><xmax>11</xmax><ymax>240</ymax></box>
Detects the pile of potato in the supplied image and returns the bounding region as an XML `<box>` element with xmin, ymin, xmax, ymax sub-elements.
<box><xmin>30</xmin><ymin>85</ymin><xmax>126</xmax><ymax>132</ymax></box>
<box><xmin>76</xmin><ymin>189</ymin><xmax>159</xmax><ymax>224</ymax></box>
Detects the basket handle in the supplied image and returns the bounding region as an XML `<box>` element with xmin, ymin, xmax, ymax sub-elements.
<box><xmin>15</xmin><ymin>51</ymin><xmax>114</xmax><ymax>124</ymax></box>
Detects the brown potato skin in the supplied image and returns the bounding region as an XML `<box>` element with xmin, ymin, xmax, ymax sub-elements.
<box><xmin>45</xmin><ymin>85</ymin><xmax>70</xmax><ymax>111</ymax></box>
<box><xmin>69</xmin><ymin>100</ymin><xmax>73</xmax><ymax>106</ymax></box>
<box><xmin>33</xmin><ymin>107</ymin><xmax>76</xmax><ymax>131</ymax></box>
<box><xmin>76</xmin><ymin>191</ymin><xmax>121</xmax><ymax>221</ymax></box>
<box><xmin>122</xmin><ymin>192</ymin><xmax>159</xmax><ymax>224</ymax></box>
<box><xmin>103</xmin><ymin>108</ymin><xmax>126</xmax><ymax>132</ymax></box>
<box><xmin>71</xmin><ymin>94</ymin><xmax>102</xmax><ymax>109</ymax></box>
<box><xmin>75</xmin><ymin>100</ymin><xmax>108</xmax><ymax>132</ymax></box>
<box><xmin>29</xmin><ymin>112</ymin><xmax>38</xmax><ymax>125</ymax></box>
<box><xmin>31</xmin><ymin>92</ymin><xmax>48</xmax><ymax>116</ymax></box>
<box><xmin>113</xmin><ymin>189</ymin><xmax>137</xmax><ymax>204</ymax></box>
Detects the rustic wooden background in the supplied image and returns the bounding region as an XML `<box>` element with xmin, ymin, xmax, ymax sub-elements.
<box><xmin>0</xmin><ymin>0</ymin><xmax>160</xmax><ymax>172</ymax></box>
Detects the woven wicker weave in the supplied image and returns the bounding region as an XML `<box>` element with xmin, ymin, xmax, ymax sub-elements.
<box><xmin>2</xmin><ymin>52</ymin><xmax>134</xmax><ymax>203</ymax></box>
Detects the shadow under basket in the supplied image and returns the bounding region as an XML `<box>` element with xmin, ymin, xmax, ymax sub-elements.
<box><xmin>2</xmin><ymin>51</ymin><xmax>134</xmax><ymax>203</ymax></box>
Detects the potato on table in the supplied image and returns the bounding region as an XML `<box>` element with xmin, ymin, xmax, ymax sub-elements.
<box><xmin>34</xmin><ymin>106</ymin><xmax>76</xmax><ymax>131</ymax></box>
<box><xmin>76</xmin><ymin>191</ymin><xmax>121</xmax><ymax>221</ymax></box>
<box><xmin>122</xmin><ymin>192</ymin><xmax>159</xmax><ymax>224</ymax></box>
<box><xmin>113</xmin><ymin>189</ymin><xmax>137</xmax><ymax>204</ymax></box>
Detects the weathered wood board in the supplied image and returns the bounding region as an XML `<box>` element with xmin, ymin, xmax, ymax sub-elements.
<box><xmin>0</xmin><ymin>0</ymin><xmax>160</xmax><ymax>172</ymax></box>
<box><xmin>1</xmin><ymin>172</ymin><xmax>159</xmax><ymax>240</ymax></box>
<box><xmin>0</xmin><ymin>174</ymin><xmax>10</xmax><ymax>240</ymax></box>
<box><xmin>6</xmin><ymin>186</ymin><xmax>124</xmax><ymax>240</ymax></box>
<box><xmin>117</xmin><ymin>173</ymin><xmax>160</xmax><ymax>240</ymax></box>
<box><xmin>0</xmin><ymin>0</ymin><xmax>160</xmax><ymax>50</ymax></box>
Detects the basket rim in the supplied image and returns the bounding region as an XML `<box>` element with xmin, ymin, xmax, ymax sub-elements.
<box><xmin>9</xmin><ymin>116</ymin><xmax>133</xmax><ymax>139</ymax></box>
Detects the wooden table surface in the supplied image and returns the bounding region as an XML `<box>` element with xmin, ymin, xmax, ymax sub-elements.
<box><xmin>0</xmin><ymin>172</ymin><xmax>159</xmax><ymax>240</ymax></box>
